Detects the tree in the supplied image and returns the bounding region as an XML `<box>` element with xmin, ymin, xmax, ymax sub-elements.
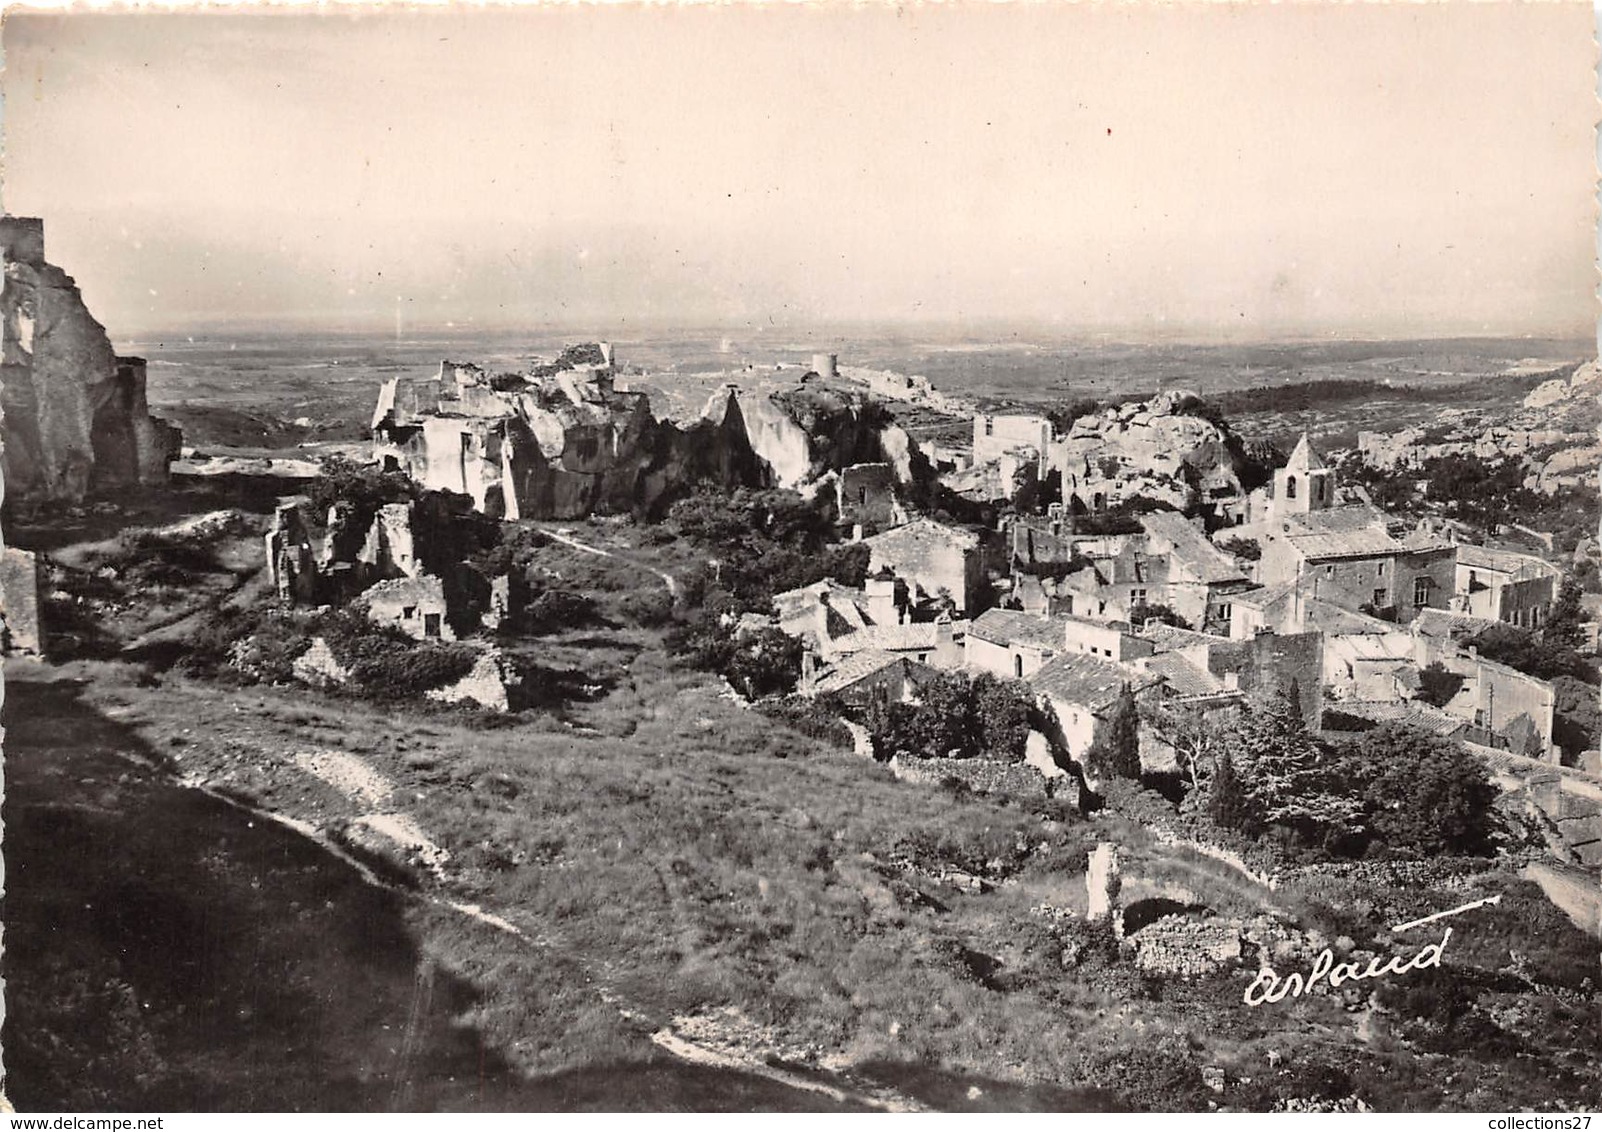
<box><xmin>1086</xmin><ymin>683</ymin><xmax>1142</xmax><ymax>780</ymax></box>
<box><xmin>970</xmin><ymin>673</ymin><xmax>1034</xmax><ymax>761</ymax></box>
<box><xmin>1143</xmin><ymin>699</ymin><xmax>1221</xmax><ymax>794</ymax></box>
<box><xmin>1215</xmin><ymin>536</ymin><xmax>1261</xmax><ymax>562</ymax></box>
<box><xmin>1335</xmin><ymin>724</ymin><xmax>1497</xmax><ymax>856</ymax></box>
<box><xmin>1415</xmin><ymin>661</ymin><xmax>1466</xmax><ymax>708</ymax></box>
<box><xmin>1228</xmin><ymin>686</ymin><xmax>1362</xmax><ymax>843</ymax></box>
<box><xmin>1207</xmin><ymin>748</ymin><xmax>1254</xmax><ymax>834</ymax></box>
<box><xmin>867</xmin><ymin>671</ymin><xmax>1036</xmax><ymax>763</ymax></box>
<box><xmin>1543</xmin><ymin>577</ymin><xmax>1586</xmax><ymax>652</ymax></box>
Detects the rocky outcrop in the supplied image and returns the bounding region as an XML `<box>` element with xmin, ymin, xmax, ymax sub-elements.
<box><xmin>1</xmin><ymin>217</ymin><xmax>180</xmax><ymax>502</ymax></box>
<box><xmin>1046</xmin><ymin>390</ymin><xmax>1249</xmax><ymax>513</ymax></box>
<box><xmin>1357</xmin><ymin>360</ymin><xmax>1599</xmax><ymax>492</ymax></box>
<box><xmin>375</xmin><ymin>353</ymin><xmax>924</xmax><ymax>521</ymax></box>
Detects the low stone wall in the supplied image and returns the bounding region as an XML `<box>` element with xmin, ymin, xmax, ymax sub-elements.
<box><xmin>889</xmin><ymin>754</ymin><xmax>1051</xmax><ymax>799</ymax></box>
<box><xmin>1127</xmin><ymin>914</ymin><xmax>1243</xmax><ymax>977</ymax></box>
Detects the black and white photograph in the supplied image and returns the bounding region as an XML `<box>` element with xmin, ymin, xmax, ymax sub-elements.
<box><xmin>0</xmin><ymin>1</ymin><xmax>1597</xmax><ymax>1114</ymax></box>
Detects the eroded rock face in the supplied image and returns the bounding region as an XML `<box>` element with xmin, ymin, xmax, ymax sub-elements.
<box><xmin>1048</xmin><ymin>391</ymin><xmax>1248</xmax><ymax>512</ymax></box>
<box><xmin>1</xmin><ymin>217</ymin><xmax>180</xmax><ymax>502</ymax></box>
<box><xmin>376</xmin><ymin>357</ymin><xmax>920</xmax><ymax>521</ymax></box>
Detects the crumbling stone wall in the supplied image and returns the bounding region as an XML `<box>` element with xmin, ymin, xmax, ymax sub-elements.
<box><xmin>1127</xmin><ymin>915</ymin><xmax>1243</xmax><ymax>977</ymax></box>
<box><xmin>889</xmin><ymin>754</ymin><xmax>1052</xmax><ymax>799</ymax></box>
<box><xmin>425</xmin><ymin>648</ymin><xmax>518</xmax><ymax>713</ymax></box>
<box><xmin>0</xmin><ymin>546</ymin><xmax>42</xmax><ymax>654</ymax></box>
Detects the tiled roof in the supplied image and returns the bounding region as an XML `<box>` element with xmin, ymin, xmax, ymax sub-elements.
<box><xmin>1030</xmin><ymin>652</ymin><xmax>1158</xmax><ymax>711</ymax></box>
<box><xmin>1143</xmin><ymin>653</ymin><xmax>1229</xmax><ymax>698</ymax></box>
<box><xmin>969</xmin><ymin>609</ymin><xmax>1063</xmax><ymax>650</ymax></box>
<box><xmin>1334</xmin><ymin>699</ymin><xmax>1468</xmax><ymax>737</ymax></box>
<box><xmin>863</xmin><ymin>517</ymin><xmax>981</xmax><ymax>553</ymax></box>
<box><xmin>811</xmin><ymin>650</ymin><xmax>915</xmax><ymax>696</ymax></box>
<box><xmin>1285</xmin><ymin>505</ymin><xmax>1390</xmax><ymax>535</ymax></box>
<box><xmin>1412</xmin><ymin>608</ymin><xmax>1502</xmax><ymax>640</ymax></box>
<box><xmin>1283</xmin><ymin>527</ymin><xmax>1402</xmax><ymax>561</ymax></box>
<box><xmin>1232</xmin><ymin>580</ymin><xmax>1301</xmax><ymax>611</ymax></box>
<box><xmin>1456</xmin><ymin>543</ymin><xmax>1560</xmax><ymax>579</ymax></box>
<box><xmin>1139</xmin><ymin>512</ymin><xmax>1247</xmax><ymax>585</ymax></box>
<box><xmin>832</xmin><ymin>620</ymin><xmax>965</xmax><ymax>655</ymax></box>
<box><xmin>1139</xmin><ymin>622</ymin><xmax>1225</xmax><ymax>653</ymax></box>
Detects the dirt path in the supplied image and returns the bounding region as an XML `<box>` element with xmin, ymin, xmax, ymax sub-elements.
<box><xmin>544</xmin><ymin>527</ymin><xmax>680</xmax><ymax>598</ymax></box>
<box><xmin>187</xmin><ymin>736</ymin><xmax>919</xmax><ymax>1111</ymax></box>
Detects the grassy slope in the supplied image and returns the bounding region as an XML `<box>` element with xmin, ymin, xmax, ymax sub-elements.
<box><xmin>18</xmin><ymin>649</ymin><xmax>1598</xmax><ymax>1112</ymax></box>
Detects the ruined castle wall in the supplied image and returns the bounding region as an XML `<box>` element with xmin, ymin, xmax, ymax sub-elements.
<box><xmin>1</xmin><ymin>218</ymin><xmax>179</xmax><ymax>502</ymax></box>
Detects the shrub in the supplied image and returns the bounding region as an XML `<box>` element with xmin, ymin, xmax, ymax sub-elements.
<box><xmin>754</xmin><ymin>697</ymin><xmax>854</xmax><ymax>752</ymax></box>
<box><xmin>1415</xmin><ymin>661</ymin><xmax>1465</xmax><ymax>707</ymax></box>
<box><xmin>1331</xmin><ymin>724</ymin><xmax>1498</xmax><ymax>856</ymax></box>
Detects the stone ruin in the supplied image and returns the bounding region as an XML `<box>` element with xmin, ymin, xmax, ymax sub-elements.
<box><xmin>1086</xmin><ymin>841</ymin><xmax>1121</xmax><ymax>927</ymax></box>
<box><xmin>1</xmin><ymin>217</ymin><xmax>181</xmax><ymax>503</ymax></box>
<box><xmin>0</xmin><ymin>546</ymin><xmax>42</xmax><ymax>655</ymax></box>
<box><xmin>264</xmin><ymin>495</ymin><xmax>507</xmax><ymax>640</ymax></box>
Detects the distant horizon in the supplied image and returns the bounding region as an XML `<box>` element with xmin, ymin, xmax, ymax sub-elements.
<box><xmin>113</xmin><ymin>317</ymin><xmax>1597</xmax><ymax>356</ymax></box>
<box><xmin>6</xmin><ymin>6</ymin><xmax>1595</xmax><ymax>345</ymax></box>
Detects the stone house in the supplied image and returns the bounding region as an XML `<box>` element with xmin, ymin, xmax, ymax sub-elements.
<box><xmin>801</xmin><ymin>650</ymin><xmax>939</xmax><ymax>708</ymax></box>
<box><xmin>1257</xmin><ymin>507</ymin><xmax>1454</xmax><ymax>623</ymax></box>
<box><xmin>828</xmin><ymin>615</ymin><xmax>965</xmax><ymax>670</ymax></box>
<box><xmin>1007</xmin><ymin>511</ymin><xmax>1249</xmax><ymax>632</ymax></box>
<box><xmin>1410</xmin><ymin>626</ymin><xmax>1557</xmax><ymax>757</ymax></box>
<box><xmin>973</xmin><ymin>412</ymin><xmax>1051</xmax><ymax>468</ymax></box>
<box><xmin>363</xmin><ymin>574</ymin><xmax>454</xmax><ymax>641</ymax></box>
<box><xmin>1324</xmin><ymin>630</ymin><xmax>1418</xmax><ymax>701</ymax></box>
<box><xmin>862</xmin><ymin>518</ymin><xmax>984</xmax><ymax>614</ymax></box>
<box><xmin>1141</xmin><ymin>622</ymin><xmax>1325</xmax><ymax>725</ymax></box>
<box><xmin>833</xmin><ymin>462</ymin><xmax>905</xmax><ymax>532</ymax></box>
<box><xmin>1453</xmin><ymin>543</ymin><xmax>1561</xmax><ymax>630</ymax></box>
<box><xmin>1028</xmin><ymin>651</ymin><xmax>1164</xmax><ymax>763</ymax></box>
<box><xmin>966</xmin><ymin>608</ymin><xmax>1154</xmax><ymax>682</ymax></box>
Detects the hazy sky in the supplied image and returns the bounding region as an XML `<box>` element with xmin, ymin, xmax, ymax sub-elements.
<box><xmin>1</xmin><ymin>4</ymin><xmax>1595</xmax><ymax>338</ymax></box>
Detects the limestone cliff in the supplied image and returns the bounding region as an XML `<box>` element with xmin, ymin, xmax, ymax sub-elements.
<box><xmin>376</xmin><ymin>356</ymin><xmax>923</xmax><ymax>521</ymax></box>
<box><xmin>1046</xmin><ymin>390</ymin><xmax>1251</xmax><ymax>513</ymax></box>
<box><xmin>1</xmin><ymin>217</ymin><xmax>180</xmax><ymax>502</ymax></box>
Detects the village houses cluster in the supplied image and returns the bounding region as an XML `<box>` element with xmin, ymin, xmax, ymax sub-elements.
<box><xmin>765</xmin><ymin>408</ymin><xmax>1574</xmax><ymax>791</ymax></box>
<box><xmin>310</xmin><ymin>346</ymin><xmax>1583</xmax><ymax>789</ymax></box>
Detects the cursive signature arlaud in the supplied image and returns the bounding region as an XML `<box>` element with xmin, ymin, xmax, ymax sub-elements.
<box><xmin>1242</xmin><ymin>927</ymin><xmax>1451</xmax><ymax>1006</ymax></box>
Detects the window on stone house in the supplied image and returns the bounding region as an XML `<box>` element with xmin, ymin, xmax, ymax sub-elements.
<box><xmin>1326</xmin><ymin>565</ymin><xmax>1335</xmax><ymax>578</ymax></box>
<box><xmin>1131</xmin><ymin>588</ymin><xmax>1147</xmax><ymax>605</ymax></box>
<box><xmin>1217</xmin><ymin>603</ymin><xmax>1232</xmax><ymax>622</ymax></box>
<box><xmin>424</xmin><ymin>612</ymin><xmax>442</xmax><ymax>638</ymax></box>
<box><xmin>1377</xmin><ymin>561</ymin><xmax>1385</xmax><ymax>576</ymax></box>
<box><xmin>1286</xmin><ymin>475</ymin><xmax>1297</xmax><ymax>500</ymax></box>
<box><xmin>984</xmin><ymin>417</ymin><xmax>994</xmax><ymax>437</ymax></box>
<box><xmin>1064</xmin><ymin>595</ymin><xmax>1074</xmax><ymax>614</ymax></box>
<box><xmin>1014</xmin><ymin>654</ymin><xmax>1024</xmax><ymax>678</ymax></box>
<box><xmin>403</xmin><ymin>606</ymin><xmax>417</xmax><ymax>619</ymax></box>
<box><xmin>1474</xmin><ymin>709</ymin><xmax>1485</xmax><ymax>727</ymax></box>
<box><xmin>1372</xmin><ymin>588</ymin><xmax>1387</xmax><ymax>607</ymax></box>
<box><xmin>1413</xmin><ymin>577</ymin><xmax>1429</xmax><ymax>608</ymax></box>
<box><xmin>1098</xmin><ymin>600</ymin><xmax>1106</xmax><ymax>615</ymax></box>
